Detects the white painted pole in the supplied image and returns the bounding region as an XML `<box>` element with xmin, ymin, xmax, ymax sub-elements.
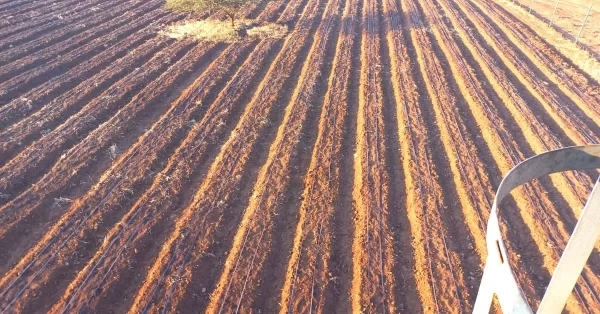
<box><xmin>575</xmin><ymin>3</ymin><xmax>594</xmax><ymax>44</ymax></box>
<box><xmin>549</xmin><ymin>0</ymin><xmax>560</xmax><ymax>26</ymax></box>
<box><xmin>528</xmin><ymin>0</ymin><xmax>535</xmax><ymax>14</ymax></box>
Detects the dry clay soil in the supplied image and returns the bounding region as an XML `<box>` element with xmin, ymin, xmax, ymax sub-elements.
<box><xmin>1</xmin><ymin>0</ymin><xmax>600</xmax><ymax>313</ymax></box>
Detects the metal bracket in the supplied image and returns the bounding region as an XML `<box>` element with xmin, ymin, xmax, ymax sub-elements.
<box><xmin>473</xmin><ymin>145</ymin><xmax>600</xmax><ymax>313</ymax></box>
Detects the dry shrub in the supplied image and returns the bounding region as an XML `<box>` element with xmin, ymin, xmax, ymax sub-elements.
<box><xmin>161</xmin><ymin>19</ymin><xmax>288</xmax><ymax>43</ymax></box>
<box><xmin>163</xmin><ymin>19</ymin><xmax>239</xmax><ymax>42</ymax></box>
<box><xmin>166</xmin><ymin>0</ymin><xmax>208</xmax><ymax>12</ymax></box>
<box><xmin>246</xmin><ymin>22</ymin><xmax>288</xmax><ymax>39</ymax></box>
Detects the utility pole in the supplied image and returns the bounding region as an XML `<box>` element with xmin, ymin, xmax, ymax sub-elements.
<box><xmin>575</xmin><ymin>3</ymin><xmax>594</xmax><ymax>44</ymax></box>
<box><xmin>549</xmin><ymin>0</ymin><xmax>560</xmax><ymax>27</ymax></box>
<box><xmin>528</xmin><ymin>0</ymin><xmax>535</xmax><ymax>14</ymax></box>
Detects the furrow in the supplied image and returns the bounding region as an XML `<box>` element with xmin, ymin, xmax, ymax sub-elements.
<box><xmin>0</xmin><ymin>40</ymin><xmax>204</xmax><ymax>202</ymax></box>
<box><xmin>207</xmin><ymin>0</ymin><xmax>342</xmax><ymax>311</ymax></box>
<box><xmin>382</xmin><ymin>0</ymin><xmax>449</xmax><ymax>310</ymax></box>
<box><xmin>382</xmin><ymin>0</ymin><xmax>466</xmax><ymax>311</ymax></box>
<box><xmin>43</xmin><ymin>40</ymin><xmax>259</xmax><ymax>314</ymax></box>
<box><xmin>321</xmin><ymin>0</ymin><xmax>362</xmax><ymax>310</ymax></box>
<box><xmin>383</xmin><ymin>5</ymin><xmax>452</xmax><ymax>310</ymax></box>
<box><xmin>399</xmin><ymin>0</ymin><xmax>503</xmax><ymax>311</ymax></box>
<box><xmin>0</xmin><ymin>0</ymin><xmax>139</xmax><ymax>61</ymax></box>
<box><xmin>0</xmin><ymin>16</ymin><xmax>177</xmax><ymax>163</ymax></box>
<box><xmin>378</xmin><ymin>0</ymin><xmax>425</xmax><ymax>310</ymax></box>
<box><xmin>418</xmin><ymin>0</ymin><xmax>581</xmax><ymax>309</ymax></box>
<box><xmin>0</xmin><ymin>0</ymin><xmax>292</xmax><ymax>309</ymax></box>
<box><xmin>450</xmin><ymin>0</ymin><xmax>597</xmax><ymax>215</ymax></box>
<box><xmin>0</xmin><ymin>40</ymin><xmax>199</xmax><ymax>245</ymax></box>
<box><xmin>350</xmin><ymin>0</ymin><xmax>400</xmax><ymax>310</ymax></box>
<box><xmin>0</xmin><ymin>1</ymin><xmax>163</xmax><ymax>104</ymax></box>
<box><xmin>36</xmin><ymin>0</ymin><xmax>292</xmax><ymax>301</ymax></box>
<box><xmin>0</xmin><ymin>0</ymin><xmax>596</xmax><ymax>312</ymax></box>
<box><xmin>277</xmin><ymin>0</ymin><xmax>358</xmax><ymax>312</ymax></box>
<box><xmin>51</xmin><ymin>4</ymin><xmax>297</xmax><ymax>314</ymax></box>
<box><xmin>444</xmin><ymin>0</ymin><xmax>600</xmax><ymax>151</ymax></box>
<box><xmin>423</xmin><ymin>0</ymin><xmax>546</xmax><ymax>270</ymax></box>
<box><xmin>0</xmin><ymin>10</ymin><xmax>174</xmax><ymax>126</ymax></box>
<box><xmin>0</xmin><ymin>0</ymin><xmax>58</xmax><ymax>19</ymax></box>
<box><xmin>471</xmin><ymin>0</ymin><xmax>600</xmax><ymax>126</ymax></box>
<box><xmin>441</xmin><ymin>0</ymin><xmax>591</xmax><ymax>222</ymax></box>
<box><xmin>127</xmin><ymin>0</ymin><xmax>326</xmax><ymax>311</ymax></box>
<box><xmin>437</xmin><ymin>0</ymin><xmax>600</xmax><ymax>309</ymax></box>
<box><xmin>0</xmin><ymin>42</ymin><xmax>212</xmax><ymax>313</ymax></box>
<box><xmin>0</xmin><ymin>0</ymin><xmax>101</xmax><ymax>40</ymax></box>
<box><xmin>0</xmin><ymin>0</ymin><xmax>34</xmax><ymax>11</ymax></box>
<box><xmin>461</xmin><ymin>0</ymin><xmax>600</xmax><ymax>258</ymax></box>
<box><xmin>0</xmin><ymin>4</ymin><xmax>166</xmax><ymax>88</ymax></box>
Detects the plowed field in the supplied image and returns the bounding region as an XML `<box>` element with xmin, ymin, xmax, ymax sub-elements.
<box><xmin>1</xmin><ymin>0</ymin><xmax>599</xmax><ymax>312</ymax></box>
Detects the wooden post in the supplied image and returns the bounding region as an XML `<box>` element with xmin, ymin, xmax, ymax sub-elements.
<box><xmin>575</xmin><ymin>3</ymin><xmax>594</xmax><ymax>44</ymax></box>
<box><xmin>528</xmin><ymin>0</ymin><xmax>535</xmax><ymax>14</ymax></box>
<box><xmin>549</xmin><ymin>0</ymin><xmax>560</xmax><ymax>27</ymax></box>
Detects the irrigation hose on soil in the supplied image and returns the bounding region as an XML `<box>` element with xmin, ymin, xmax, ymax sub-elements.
<box><xmin>473</xmin><ymin>145</ymin><xmax>600</xmax><ymax>314</ymax></box>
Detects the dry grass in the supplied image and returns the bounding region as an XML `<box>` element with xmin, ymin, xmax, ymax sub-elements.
<box><xmin>162</xmin><ymin>19</ymin><xmax>288</xmax><ymax>43</ymax></box>
<box><xmin>246</xmin><ymin>23</ymin><xmax>288</xmax><ymax>38</ymax></box>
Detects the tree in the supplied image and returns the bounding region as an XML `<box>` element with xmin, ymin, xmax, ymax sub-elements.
<box><xmin>166</xmin><ymin>0</ymin><xmax>258</xmax><ymax>28</ymax></box>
